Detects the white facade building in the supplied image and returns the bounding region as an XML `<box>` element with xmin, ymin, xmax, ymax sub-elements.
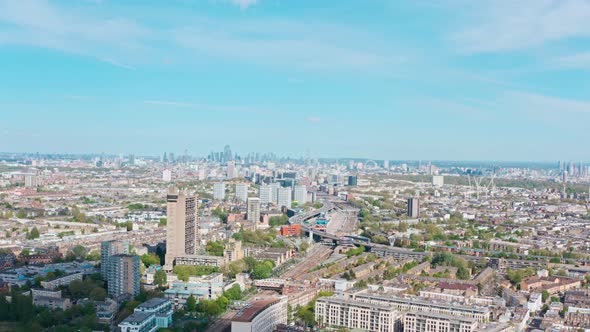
<box><xmin>213</xmin><ymin>182</ymin><xmax>226</xmax><ymax>200</ymax></box>
<box><xmin>247</xmin><ymin>197</ymin><xmax>260</xmax><ymax>223</ymax></box>
<box><xmin>315</xmin><ymin>297</ymin><xmax>402</xmax><ymax>332</ymax></box>
<box><xmin>259</xmin><ymin>185</ymin><xmax>273</xmax><ymax>205</ymax></box>
<box><xmin>235</xmin><ymin>183</ymin><xmax>248</xmax><ymax>202</ymax></box>
<box><xmin>277</xmin><ymin>187</ymin><xmax>292</xmax><ymax>208</ymax></box>
<box><xmin>232</xmin><ymin>297</ymin><xmax>288</xmax><ymax>332</ymax></box>
<box><xmin>162</xmin><ymin>169</ymin><xmax>172</xmax><ymax>182</ymax></box>
<box><xmin>293</xmin><ymin>185</ymin><xmax>307</xmax><ymax>204</ymax></box>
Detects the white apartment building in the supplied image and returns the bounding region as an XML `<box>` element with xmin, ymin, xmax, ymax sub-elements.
<box><xmin>213</xmin><ymin>182</ymin><xmax>226</xmax><ymax>200</ymax></box>
<box><xmin>235</xmin><ymin>183</ymin><xmax>248</xmax><ymax>202</ymax></box>
<box><xmin>293</xmin><ymin>185</ymin><xmax>307</xmax><ymax>204</ymax></box>
<box><xmin>247</xmin><ymin>197</ymin><xmax>260</xmax><ymax>223</ymax></box>
<box><xmin>277</xmin><ymin>187</ymin><xmax>292</xmax><ymax>208</ymax></box>
<box><xmin>259</xmin><ymin>185</ymin><xmax>273</xmax><ymax>205</ymax></box>
<box><xmin>162</xmin><ymin>169</ymin><xmax>172</xmax><ymax>182</ymax></box>
<box><xmin>404</xmin><ymin>312</ymin><xmax>477</xmax><ymax>332</ymax></box>
<box><xmin>315</xmin><ymin>297</ymin><xmax>402</xmax><ymax>332</ymax></box>
<box><xmin>269</xmin><ymin>183</ymin><xmax>280</xmax><ymax>204</ymax></box>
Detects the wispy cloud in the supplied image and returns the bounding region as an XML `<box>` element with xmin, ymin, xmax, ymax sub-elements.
<box><xmin>142</xmin><ymin>100</ymin><xmax>274</xmax><ymax>114</ymax></box>
<box><xmin>99</xmin><ymin>57</ymin><xmax>136</xmax><ymax>70</ymax></box>
<box><xmin>0</xmin><ymin>0</ymin><xmax>403</xmax><ymax>73</ymax></box>
<box><xmin>501</xmin><ymin>91</ymin><xmax>590</xmax><ymax>115</ymax></box>
<box><xmin>230</xmin><ymin>0</ymin><xmax>257</xmax><ymax>9</ymax></box>
<box><xmin>306</xmin><ymin>116</ymin><xmax>321</xmax><ymax>123</ymax></box>
<box><xmin>0</xmin><ymin>0</ymin><xmax>149</xmax><ymax>68</ymax></box>
<box><xmin>552</xmin><ymin>51</ymin><xmax>590</xmax><ymax>70</ymax></box>
<box><xmin>452</xmin><ymin>0</ymin><xmax>590</xmax><ymax>53</ymax></box>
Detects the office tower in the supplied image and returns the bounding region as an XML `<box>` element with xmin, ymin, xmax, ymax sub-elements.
<box><xmin>348</xmin><ymin>175</ymin><xmax>358</xmax><ymax>186</ymax></box>
<box><xmin>101</xmin><ymin>240</ymin><xmax>129</xmax><ymax>279</ymax></box>
<box><xmin>107</xmin><ymin>254</ymin><xmax>140</xmax><ymax>298</ymax></box>
<box><xmin>162</xmin><ymin>169</ymin><xmax>172</xmax><ymax>182</ymax></box>
<box><xmin>383</xmin><ymin>160</ymin><xmax>389</xmax><ymax>170</ymax></box>
<box><xmin>165</xmin><ymin>186</ymin><xmax>199</xmax><ymax>267</ymax></box>
<box><xmin>227</xmin><ymin>161</ymin><xmax>236</xmax><ymax>179</ymax></box>
<box><xmin>432</xmin><ymin>175</ymin><xmax>444</xmax><ymax>187</ymax></box>
<box><xmin>247</xmin><ymin>198</ymin><xmax>261</xmax><ymax>223</ymax></box>
<box><xmin>128</xmin><ymin>154</ymin><xmax>135</xmax><ymax>165</ymax></box>
<box><xmin>563</xmin><ymin>171</ymin><xmax>568</xmax><ymax>183</ymax></box>
<box><xmin>293</xmin><ymin>185</ymin><xmax>307</xmax><ymax>204</ymax></box>
<box><xmin>213</xmin><ymin>182</ymin><xmax>226</xmax><ymax>200</ymax></box>
<box><xmin>278</xmin><ymin>187</ymin><xmax>292</xmax><ymax>208</ymax></box>
<box><xmin>259</xmin><ymin>185</ymin><xmax>273</xmax><ymax>205</ymax></box>
<box><xmin>407</xmin><ymin>197</ymin><xmax>420</xmax><ymax>218</ymax></box>
<box><xmin>224</xmin><ymin>145</ymin><xmax>233</xmax><ymax>162</ymax></box>
<box><xmin>235</xmin><ymin>183</ymin><xmax>248</xmax><ymax>202</ymax></box>
<box><xmin>169</xmin><ymin>153</ymin><xmax>175</xmax><ymax>163</ymax></box>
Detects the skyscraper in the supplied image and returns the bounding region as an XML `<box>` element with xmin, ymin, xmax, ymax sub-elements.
<box><xmin>407</xmin><ymin>198</ymin><xmax>420</xmax><ymax>218</ymax></box>
<box><xmin>235</xmin><ymin>183</ymin><xmax>248</xmax><ymax>202</ymax></box>
<box><xmin>165</xmin><ymin>186</ymin><xmax>199</xmax><ymax>268</ymax></box>
<box><xmin>278</xmin><ymin>187</ymin><xmax>292</xmax><ymax>208</ymax></box>
<box><xmin>213</xmin><ymin>182</ymin><xmax>226</xmax><ymax>200</ymax></box>
<box><xmin>293</xmin><ymin>185</ymin><xmax>307</xmax><ymax>204</ymax></box>
<box><xmin>101</xmin><ymin>240</ymin><xmax>129</xmax><ymax>279</ymax></box>
<box><xmin>224</xmin><ymin>145</ymin><xmax>233</xmax><ymax>162</ymax></box>
<box><xmin>107</xmin><ymin>254</ymin><xmax>140</xmax><ymax>298</ymax></box>
<box><xmin>247</xmin><ymin>197</ymin><xmax>261</xmax><ymax>223</ymax></box>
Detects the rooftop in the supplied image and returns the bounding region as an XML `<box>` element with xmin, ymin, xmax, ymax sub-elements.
<box><xmin>136</xmin><ymin>297</ymin><xmax>169</xmax><ymax>310</ymax></box>
<box><xmin>232</xmin><ymin>298</ymin><xmax>280</xmax><ymax>323</ymax></box>
<box><xmin>121</xmin><ymin>311</ymin><xmax>153</xmax><ymax>324</ymax></box>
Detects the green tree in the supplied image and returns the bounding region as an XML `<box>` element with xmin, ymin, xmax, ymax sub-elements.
<box><xmin>224</xmin><ymin>284</ymin><xmax>242</xmax><ymax>301</ymax></box>
<box><xmin>27</xmin><ymin>227</ymin><xmax>40</xmax><ymax>240</ymax></box>
<box><xmin>141</xmin><ymin>253</ymin><xmax>160</xmax><ymax>267</ymax></box>
<box><xmin>89</xmin><ymin>287</ymin><xmax>107</xmax><ymax>301</ymax></box>
<box><xmin>17</xmin><ymin>209</ymin><xmax>28</xmax><ymax>219</ymax></box>
<box><xmin>71</xmin><ymin>245</ymin><xmax>87</xmax><ymax>260</ymax></box>
<box><xmin>154</xmin><ymin>270</ymin><xmax>167</xmax><ymax>288</ymax></box>
<box><xmin>186</xmin><ymin>295</ymin><xmax>197</xmax><ymax>312</ymax></box>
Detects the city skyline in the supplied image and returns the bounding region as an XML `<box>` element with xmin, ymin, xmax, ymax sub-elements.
<box><xmin>2</xmin><ymin>0</ymin><xmax>590</xmax><ymax>160</ymax></box>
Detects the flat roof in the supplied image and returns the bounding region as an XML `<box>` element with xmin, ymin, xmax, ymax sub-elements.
<box><xmin>121</xmin><ymin>311</ymin><xmax>153</xmax><ymax>324</ymax></box>
<box><xmin>137</xmin><ymin>297</ymin><xmax>169</xmax><ymax>309</ymax></box>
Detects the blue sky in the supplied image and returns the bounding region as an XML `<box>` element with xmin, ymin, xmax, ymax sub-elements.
<box><xmin>1</xmin><ymin>0</ymin><xmax>589</xmax><ymax>161</ymax></box>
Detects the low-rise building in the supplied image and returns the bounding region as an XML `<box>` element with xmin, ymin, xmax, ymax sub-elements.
<box><xmin>404</xmin><ymin>311</ymin><xmax>478</xmax><ymax>332</ymax></box>
<box><xmin>231</xmin><ymin>296</ymin><xmax>288</xmax><ymax>332</ymax></box>
<box><xmin>134</xmin><ymin>298</ymin><xmax>173</xmax><ymax>329</ymax></box>
<box><xmin>164</xmin><ymin>273</ymin><xmax>224</xmax><ymax>308</ymax></box>
<box><xmin>119</xmin><ymin>311</ymin><xmax>157</xmax><ymax>332</ymax></box>
<box><xmin>40</xmin><ymin>272</ymin><xmax>83</xmax><ymax>290</ymax></box>
<box><xmin>315</xmin><ymin>296</ymin><xmax>402</xmax><ymax>332</ymax></box>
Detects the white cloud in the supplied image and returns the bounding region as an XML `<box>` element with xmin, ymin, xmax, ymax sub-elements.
<box><xmin>142</xmin><ymin>100</ymin><xmax>274</xmax><ymax>114</ymax></box>
<box><xmin>552</xmin><ymin>51</ymin><xmax>590</xmax><ymax>70</ymax></box>
<box><xmin>230</xmin><ymin>0</ymin><xmax>257</xmax><ymax>9</ymax></box>
<box><xmin>306</xmin><ymin>116</ymin><xmax>321</xmax><ymax>123</ymax></box>
<box><xmin>0</xmin><ymin>0</ymin><xmax>149</xmax><ymax>68</ymax></box>
<box><xmin>453</xmin><ymin>0</ymin><xmax>590</xmax><ymax>53</ymax></box>
<box><xmin>501</xmin><ymin>91</ymin><xmax>590</xmax><ymax>115</ymax></box>
<box><xmin>0</xmin><ymin>0</ymin><xmax>402</xmax><ymax>73</ymax></box>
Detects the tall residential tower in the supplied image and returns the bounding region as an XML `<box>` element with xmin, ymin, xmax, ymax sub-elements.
<box><xmin>165</xmin><ymin>186</ymin><xmax>199</xmax><ymax>268</ymax></box>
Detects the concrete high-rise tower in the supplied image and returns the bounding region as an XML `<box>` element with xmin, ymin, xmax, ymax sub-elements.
<box><xmin>165</xmin><ymin>186</ymin><xmax>199</xmax><ymax>268</ymax></box>
<box><xmin>407</xmin><ymin>197</ymin><xmax>420</xmax><ymax>218</ymax></box>
<box><xmin>247</xmin><ymin>197</ymin><xmax>260</xmax><ymax>223</ymax></box>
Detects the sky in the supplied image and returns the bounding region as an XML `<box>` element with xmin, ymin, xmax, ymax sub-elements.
<box><xmin>1</xmin><ymin>0</ymin><xmax>589</xmax><ymax>161</ymax></box>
